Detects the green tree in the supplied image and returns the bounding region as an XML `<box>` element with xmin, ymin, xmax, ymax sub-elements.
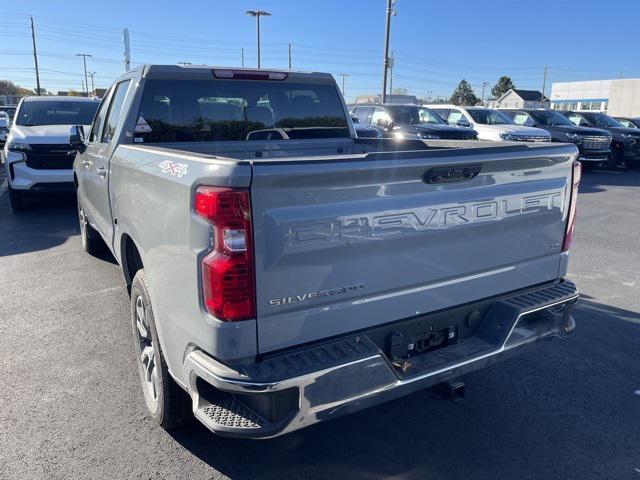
<box><xmin>491</xmin><ymin>76</ymin><xmax>515</xmax><ymax>100</ymax></box>
<box><xmin>450</xmin><ymin>79</ymin><xmax>479</xmax><ymax>106</ymax></box>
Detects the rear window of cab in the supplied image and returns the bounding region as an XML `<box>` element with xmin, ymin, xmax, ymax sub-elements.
<box><xmin>135</xmin><ymin>79</ymin><xmax>350</xmax><ymax>142</ymax></box>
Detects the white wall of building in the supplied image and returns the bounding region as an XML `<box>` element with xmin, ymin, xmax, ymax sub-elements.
<box><xmin>608</xmin><ymin>79</ymin><xmax>640</xmax><ymax>117</ymax></box>
<box><xmin>550</xmin><ymin>79</ymin><xmax>640</xmax><ymax>116</ymax></box>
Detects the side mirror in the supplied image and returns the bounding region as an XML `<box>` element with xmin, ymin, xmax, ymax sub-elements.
<box><xmin>456</xmin><ymin>118</ymin><xmax>470</xmax><ymax>127</ymax></box>
<box><xmin>69</xmin><ymin>125</ymin><xmax>86</xmax><ymax>153</ymax></box>
<box><xmin>351</xmin><ymin>116</ymin><xmax>360</xmax><ymax>124</ymax></box>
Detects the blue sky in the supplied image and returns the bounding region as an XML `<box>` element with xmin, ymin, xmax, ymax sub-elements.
<box><xmin>1</xmin><ymin>0</ymin><xmax>639</xmax><ymax>102</ymax></box>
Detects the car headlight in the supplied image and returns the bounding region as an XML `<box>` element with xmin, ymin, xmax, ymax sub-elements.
<box><xmin>565</xmin><ymin>133</ymin><xmax>582</xmax><ymax>143</ymax></box>
<box><xmin>7</xmin><ymin>142</ymin><xmax>31</xmax><ymax>151</ymax></box>
<box><xmin>621</xmin><ymin>133</ymin><xmax>639</xmax><ymax>143</ymax></box>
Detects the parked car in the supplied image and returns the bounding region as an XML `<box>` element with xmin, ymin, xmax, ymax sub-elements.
<box><xmin>0</xmin><ymin>116</ymin><xmax>9</xmax><ymax>148</ymax></box>
<box><xmin>427</xmin><ymin>105</ymin><xmax>551</xmax><ymax>142</ymax></box>
<box><xmin>350</xmin><ymin>104</ymin><xmax>478</xmax><ymax>140</ymax></box>
<box><xmin>500</xmin><ymin>109</ymin><xmax>613</xmax><ymax>169</ymax></box>
<box><xmin>0</xmin><ymin>105</ymin><xmax>18</xmax><ymax>123</ymax></box>
<box><xmin>3</xmin><ymin>96</ymin><xmax>100</xmax><ymax>210</ymax></box>
<box><xmin>74</xmin><ymin>65</ymin><xmax>579</xmax><ymax>439</ymax></box>
<box><xmin>561</xmin><ymin>111</ymin><xmax>640</xmax><ymax>168</ymax></box>
<box><xmin>613</xmin><ymin>117</ymin><xmax>640</xmax><ymax>129</ymax></box>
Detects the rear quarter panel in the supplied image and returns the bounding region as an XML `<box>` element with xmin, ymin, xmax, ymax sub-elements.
<box><xmin>109</xmin><ymin>145</ymin><xmax>255</xmax><ymax>383</ymax></box>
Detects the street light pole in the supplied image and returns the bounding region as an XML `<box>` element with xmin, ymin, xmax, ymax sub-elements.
<box><xmin>246</xmin><ymin>10</ymin><xmax>271</xmax><ymax>69</ymax></box>
<box><xmin>76</xmin><ymin>53</ymin><xmax>92</xmax><ymax>96</ymax></box>
<box><xmin>339</xmin><ymin>73</ymin><xmax>350</xmax><ymax>96</ymax></box>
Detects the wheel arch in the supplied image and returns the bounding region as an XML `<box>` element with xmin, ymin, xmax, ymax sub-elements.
<box><xmin>120</xmin><ymin>233</ymin><xmax>144</xmax><ymax>293</ymax></box>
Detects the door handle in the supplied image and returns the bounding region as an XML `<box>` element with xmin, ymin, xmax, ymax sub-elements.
<box><xmin>81</xmin><ymin>160</ymin><xmax>91</xmax><ymax>168</ymax></box>
<box><xmin>96</xmin><ymin>167</ymin><xmax>107</xmax><ymax>178</ymax></box>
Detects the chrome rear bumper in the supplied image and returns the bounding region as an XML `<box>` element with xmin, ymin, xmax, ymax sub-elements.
<box><xmin>184</xmin><ymin>280</ymin><xmax>579</xmax><ymax>438</ymax></box>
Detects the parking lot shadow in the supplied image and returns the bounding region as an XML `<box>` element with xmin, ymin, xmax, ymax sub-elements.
<box><xmin>0</xmin><ymin>180</ymin><xmax>114</xmax><ymax>263</ymax></box>
<box><xmin>579</xmin><ymin>166</ymin><xmax>640</xmax><ymax>194</ymax></box>
<box><xmin>169</xmin><ymin>298</ymin><xmax>640</xmax><ymax>480</ymax></box>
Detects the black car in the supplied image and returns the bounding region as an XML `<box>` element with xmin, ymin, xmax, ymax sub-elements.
<box><xmin>349</xmin><ymin>104</ymin><xmax>478</xmax><ymax>140</ymax></box>
<box><xmin>614</xmin><ymin>117</ymin><xmax>640</xmax><ymax>129</ymax></box>
<box><xmin>561</xmin><ymin>111</ymin><xmax>640</xmax><ymax>169</ymax></box>
<box><xmin>501</xmin><ymin>109</ymin><xmax>613</xmax><ymax>169</ymax></box>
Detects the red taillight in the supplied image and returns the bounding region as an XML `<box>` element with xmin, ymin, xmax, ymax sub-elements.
<box><xmin>195</xmin><ymin>186</ymin><xmax>255</xmax><ymax>321</ymax></box>
<box><xmin>562</xmin><ymin>161</ymin><xmax>582</xmax><ymax>252</ymax></box>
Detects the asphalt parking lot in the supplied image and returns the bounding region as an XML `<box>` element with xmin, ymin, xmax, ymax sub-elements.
<box><xmin>1</xmin><ymin>167</ymin><xmax>639</xmax><ymax>480</ymax></box>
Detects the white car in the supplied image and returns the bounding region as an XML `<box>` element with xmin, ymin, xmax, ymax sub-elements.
<box><xmin>4</xmin><ymin>96</ymin><xmax>100</xmax><ymax>210</ymax></box>
<box><xmin>428</xmin><ymin>105</ymin><xmax>551</xmax><ymax>142</ymax></box>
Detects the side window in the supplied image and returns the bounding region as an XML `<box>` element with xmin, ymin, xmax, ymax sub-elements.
<box><xmin>431</xmin><ymin>109</ymin><xmax>449</xmax><ymax>122</ymax></box>
<box><xmin>513</xmin><ymin>112</ymin><xmax>533</xmax><ymax>126</ymax></box>
<box><xmin>102</xmin><ymin>80</ymin><xmax>131</xmax><ymax>143</ymax></box>
<box><xmin>88</xmin><ymin>89</ymin><xmax>112</xmax><ymax>142</ymax></box>
<box><xmin>355</xmin><ymin>106</ymin><xmax>373</xmax><ymax>125</ymax></box>
<box><xmin>447</xmin><ymin>110</ymin><xmax>464</xmax><ymax>125</ymax></box>
<box><xmin>567</xmin><ymin>114</ymin><xmax>588</xmax><ymax>127</ymax></box>
<box><xmin>371</xmin><ymin>107</ymin><xmax>391</xmax><ymax>127</ymax></box>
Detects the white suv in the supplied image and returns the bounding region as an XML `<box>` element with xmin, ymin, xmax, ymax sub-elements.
<box><xmin>4</xmin><ymin>96</ymin><xmax>99</xmax><ymax>210</ymax></box>
<box><xmin>428</xmin><ymin>105</ymin><xmax>551</xmax><ymax>142</ymax></box>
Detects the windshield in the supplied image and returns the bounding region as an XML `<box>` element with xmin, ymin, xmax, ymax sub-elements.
<box><xmin>466</xmin><ymin>109</ymin><xmax>513</xmax><ymax>125</ymax></box>
<box><xmin>386</xmin><ymin>106</ymin><xmax>446</xmax><ymax>125</ymax></box>
<box><xmin>16</xmin><ymin>101</ymin><xmax>99</xmax><ymax>126</ymax></box>
<box><xmin>136</xmin><ymin>79</ymin><xmax>349</xmax><ymax>142</ymax></box>
<box><xmin>529</xmin><ymin>110</ymin><xmax>574</xmax><ymax>126</ymax></box>
<box><xmin>587</xmin><ymin>113</ymin><xmax>624</xmax><ymax>128</ymax></box>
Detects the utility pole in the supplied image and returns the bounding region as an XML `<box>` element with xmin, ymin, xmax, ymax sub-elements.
<box><xmin>381</xmin><ymin>0</ymin><xmax>394</xmax><ymax>103</ymax></box>
<box><xmin>481</xmin><ymin>81</ymin><xmax>488</xmax><ymax>104</ymax></box>
<box><xmin>241</xmin><ymin>47</ymin><xmax>244</xmax><ymax>68</ymax></box>
<box><xmin>30</xmin><ymin>16</ymin><xmax>41</xmax><ymax>95</ymax></box>
<box><xmin>339</xmin><ymin>73</ymin><xmax>350</xmax><ymax>96</ymax></box>
<box><xmin>123</xmin><ymin>28</ymin><xmax>131</xmax><ymax>72</ymax></box>
<box><xmin>388</xmin><ymin>52</ymin><xmax>394</xmax><ymax>101</ymax></box>
<box><xmin>76</xmin><ymin>53</ymin><xmax>92</xmax><ymax>96</ymax></box>
<box><xmin>81</xmin><ymin>80</ymin><xmax>85</xmax><ymax>95</ymax></box>
<box><xmin>246</xmin><ymin>10</ymin><xmax>271</xmax><ymax>69</ymax></box>
<box><xmin>541</xmin><ymin>65</ymin><xmax>548</xmax><ymax>105</ymax></box>
<box><xmin>88</xmin><ymin>72</ymin><xmax>96</xmax><ymax>96</ymax></box>
<box><xmin>288</xmin><ymin>43</ymin><xmax>292</xmax><ymax>70</ymax></box>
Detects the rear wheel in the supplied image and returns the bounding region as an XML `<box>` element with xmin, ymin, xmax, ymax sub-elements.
<box><xmin>131</xmin><ymin>270</ymin><xmax>191</xmax><ymax>429</ymax></box>
<box><xmin>77</xmin><ymin>195</ymin><xmax>105</xmax><ymax>256</ymax></box>
<box><xmin>8</xmin><ymin>186</ymin><xmax>26</xmax><ymax>211</ymax></box>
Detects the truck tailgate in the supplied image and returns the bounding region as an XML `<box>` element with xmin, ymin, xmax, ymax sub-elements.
<box><xmin>250</xmin><ymin>144</ymin><xmax>576</xmax><ymax>353</ymax></box>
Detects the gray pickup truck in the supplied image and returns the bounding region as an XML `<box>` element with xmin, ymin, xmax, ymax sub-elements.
<box><xmin>73</xmin><ymin>65</ymin><xmax>580</xmax><ymax>439</ymax></box>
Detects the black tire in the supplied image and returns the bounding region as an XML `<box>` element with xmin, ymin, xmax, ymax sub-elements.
<box><xmin>77</xmin><ymin>195</ymin><xmax>106</xmax><ymax>256</ymax></box>
<box><xmin>8</xmin><ymin>186</ymin><xmax>26</xmax><ymax>211</ymax></box>
<box><xmin>131</xmin><ymin>270</ymin><xmax>191</xmax><ymax>429</ymax></box>
<box><xmin>598</xmin><ymin>152</ymin><xmax>618</xmax><ymax>170</ymax></box>
<box><xmin>625</xmin><ymin>160</ymin><xmax>640</xmax><ymax>169</ymax></box>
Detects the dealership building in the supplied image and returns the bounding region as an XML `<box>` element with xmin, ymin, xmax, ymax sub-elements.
<box><xmin>549</xmin><ymin>79</ymin><xmax>640</xmax><ymax>116</ymax></box>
